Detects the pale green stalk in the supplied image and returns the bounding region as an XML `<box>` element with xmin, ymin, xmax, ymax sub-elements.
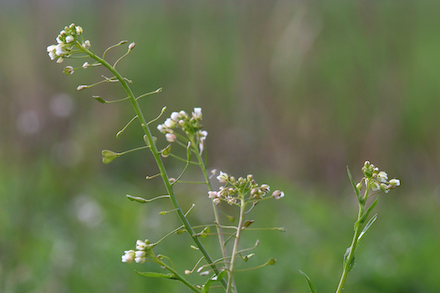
<box><xmin>226</xmin><ymin>198</ymin><xmax>246</xmax><ymax>293</ymax></box>
<box><xmin>190</xmin><ymin>138</ymin><xmax>235</xmax><ymax>291</ymax></box>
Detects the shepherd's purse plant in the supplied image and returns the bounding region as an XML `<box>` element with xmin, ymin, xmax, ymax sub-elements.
<box><xmin>47</xmin><ymin>23</ymin><xmax>400</xmax><ymax>293</ymax></box>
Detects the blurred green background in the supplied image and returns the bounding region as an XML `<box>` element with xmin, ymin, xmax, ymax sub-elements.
<box><xmin>1</xmin><ymin>1</ymin><xmax>440</xmax><ymax>292</ymax></box>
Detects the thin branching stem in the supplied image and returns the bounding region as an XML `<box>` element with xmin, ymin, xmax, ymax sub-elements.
<box><xmin>78</xmin><ymin>45</ymin><xmax>226</xmax><ymax>290</ymax></box>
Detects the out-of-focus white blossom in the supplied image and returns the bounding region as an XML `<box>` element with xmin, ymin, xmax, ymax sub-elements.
<box><xmin>121</xmin><ymin>250</ymin><xmax>135</xmax><ymax>263</ymax></box>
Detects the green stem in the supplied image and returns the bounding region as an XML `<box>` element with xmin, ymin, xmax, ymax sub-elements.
<box><xmin>155</xmin><ymin>258</ymin><xmax>201</xmax><ymax>293</ymax></box>
<box><xmin>191</xmin><ymin>141</ymin><xmax>233</xmax><ymax>289</ymax></box>
<box><xmin>80</xmin><ymin>46</ymin><xmax>225</xmax><ymax>289</ymax></box>
<box><xmin>226</xmin><ymin>198</ymin><xmax>245</xmax><ymax>293</ymax></box>
<box><xmin>335</xmin><ymin>186</ymin><xmax>370</xmax><ymax>293</ymax></box>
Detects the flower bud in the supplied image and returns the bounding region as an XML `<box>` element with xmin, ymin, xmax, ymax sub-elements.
<box><xmin>217</xmin><ymin>171</ymin><xmax>228</xmax><ymax>183</ymax></box>
<box><xmin>272</xmin><ymin>190</ymin><xmax>285</xmax><ymax>200</ymax></box>
<box><xmin>389</xmin><ymin>178</ymin><xmax>400</xmax><ymax>186</ymax></box>
<box><xmin>165</xmin><ymin>133</ymin><xmax>176</xmax><ymax>142</ymax></box>
<box><xmin>208</xmin><ymin>191</ymin><xmax>218</xmax><ymax>199</ymax></box>
<box><xmin>170</xmin><ymin>111</ymin><xmax>180</xmax><ymax>121</ymax></box>
<box><xmin>260</xmin><ymin>184</ymin><xmax>270</xmax><ymax>193</ymax></box>
<box><xmin>192</xmin><ymin>107</ymin><xmax>202</xmax><ymax>120</ymax></box>
<box><xmin>128</xmin><ymin>42</ymin><xmax>136</xmax><ymax>50</ymax></box>
<box><xmin>65</xmin><ymin>35</ymin><xmax>74</xmax><ymax>43</ymax></box>
<box><xmin>76</xmin><ymin>25</ymin><xmax>83</xmax><ymax>34</ymax></box>
<box><xmin>377</xmin><ymin>171</ymin><xmax>388</xmax><ymax>183</ymax></box>
<box><xmin>121</xmin><ymin>250</ymin><xmax>135</xmax><ymax>263</ymax></box>
<box><xmin>164</xmin><ymin>118</ymin><xmax>176</xmax><ymax>128</ymax></box>
<box><xmin>63</xmin><ymin>66</ymin><xmax>74</xmax><ymax>75</ymax></box>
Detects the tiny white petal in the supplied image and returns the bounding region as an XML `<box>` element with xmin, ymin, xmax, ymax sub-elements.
<box><xmin>65</xmin><ymin>35</ymin><xmax>74</xmax><ymax>43</ymax></box>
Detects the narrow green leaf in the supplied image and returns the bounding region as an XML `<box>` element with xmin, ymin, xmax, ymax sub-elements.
<box><xmin>347</xmin><ymin>166</ymin><xmax>361</xmax><ymax>203</ymax></box>
<box><xmin>299</xmin><ymin>270</ymin><xmax>317</xmax><ymax>293</ymax></box>
<box><xmin>358</xmin><ymin>214</ymin><xmax>378</xmax><ymax>242</ymax></box>
<box><xmin>358</xmin><ymin>197</ymin><xmax>379</xmax><ymax>224</ymax></box>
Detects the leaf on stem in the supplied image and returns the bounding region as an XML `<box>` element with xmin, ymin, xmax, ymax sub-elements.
<box><xmin>358</xmin><ymin>197</ymin><xmax>379</xmax><ymax>225</ymax></box>
<box><xmin>347</xmin><ymin>166</ymin><xmax>362</xmax><ymax>203</ymax></box>
<box><xmin>343</xmin><ymin>247</ymin><xmax>356</xmax><ymax>272</ymax></box>
<box><xmin>299</xmin><ymin>270</ymin><xmax>317</xmax><ymax>293</ymax></box>
<box><xmin>358</xmin><ymin>214</ymin><xmax>378</xmax><ymax>243</ymax></box>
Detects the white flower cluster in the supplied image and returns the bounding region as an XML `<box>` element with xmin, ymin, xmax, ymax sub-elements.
<box><xmin>157</xmin><ymin>107</ymin><xmax>208</xmax><ymax>153</ymax></box>
<box><xmin>47</xmin><ymin>23</ymin><xmax>89</xmax><ymax>63</ymax></box>
<box><xmin>121</xmin><ymin>239</ymin><xmax>150</xmax><ymax>264</ymax></box>
<box><xmin>208</xmin><ymin>171</ymin><xmax>284</xmax><ymax>205</ymax></box>
<box><xmin>361</xmin><ymin>161</ymin><xmax>400</xmax><ymax>193</ymax></box>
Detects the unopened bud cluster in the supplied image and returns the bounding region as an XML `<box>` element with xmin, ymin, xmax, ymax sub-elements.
<box><xmin>121</xmin><ymin>239</ymin><xmax>151</xmax><ymax>264</ymax></box>
<box><xmin>360</xmin><ymin>161</ymin><xmax>400</xmax><ymax>193</ymax></box>
<box><xmin>157</xmin><ymin>107</ymin><xmax>208</xmax><ymax>153</ymax></box>
<box><xmin>47</xmin><ymin>23</ymin><xmax>89</xmax><ymax>63</ymax></box>
<box><xmin>209</xmin><ymin>171</ymin><xmax>284</xmax><ymax>205</ymax></box>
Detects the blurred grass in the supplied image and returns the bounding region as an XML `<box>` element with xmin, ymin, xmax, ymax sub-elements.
<box><xmin>1</xmin><ymin>1</ymin><xmax>440</xmax><ymax>292</ymax></box>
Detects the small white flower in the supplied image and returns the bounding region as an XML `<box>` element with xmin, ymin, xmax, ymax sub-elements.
<box><xmin>164</xmin><ymin>118</ymin><xmax>176</xmax><ymax>128</ymax></box>
<box><xmin>208</xmin><ymin>191</ymin><xmax>218</xmax><ymax>199</ymax></box>
<box><xmin>47</xmin><ymin>44</ymin><xmax>56</xmax><ymax>52</ymax></box>
<box><xmin>135</xmin><ymin>256</ymin><xmax>146</xmax><ymax>263</ymax></box>
<box><xmin>170</xmin><ymin>111</ymin><xmax>181</xmax><ymax>121</ymax></box>
<box><xmin>192</xmin><ymin>107</ymin><xmax>202</xmax><ymax>120</ymax></box>
<box><xmin>82</xmin><ymin>62</ymin><xmax>89</xmax><ymax>69</ymax></box>
<box><xmin>179</xmin><ymin>110</ymin><xmax>187</xmax><ymax>117</ymax></box>
<box><xmin>213</xmin><ymin>198</ymin><xmax>221</xmax><ymax>205</ymax></box>
<box><xmin>165</xmin><ymin>133</ymin><xmax>176</xmax><ymax>142</ymax></box>
<box><xmin>136</xmin><ymin>240</ymin><xmax>147</xmax><ymax>250</ymax></box>
<box><xmin>157</xmin><ymin>124</ymin><xmax>166</xmax><ymax>133</ymax></box>
<box><xmin>55</xmin><ymin>44</ymin><xmax>66</xmax><ymax>56</ymax></box>
<box><xmin>65</xmin><ymin>35</ymin><xmax>74</xmax><ymax>43</ymax></box>
<box><xmin>82</xmin><ymin>40</ymin><xmax>91</xmax><ymax>48</ymax></box>
<box><xmin>371</xmin><ymin>181</ymin><xmax>380</xmax><ymax>191</ymax></box>
<box><xmin>377</xmin><ymin>171</ymin><xmax>388</xmax><ymax>183</ymax></box>
<box><xmin>121</xmin><ymin>250</ymin><xmax>135</xmax><ymax>263</ymax></box>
